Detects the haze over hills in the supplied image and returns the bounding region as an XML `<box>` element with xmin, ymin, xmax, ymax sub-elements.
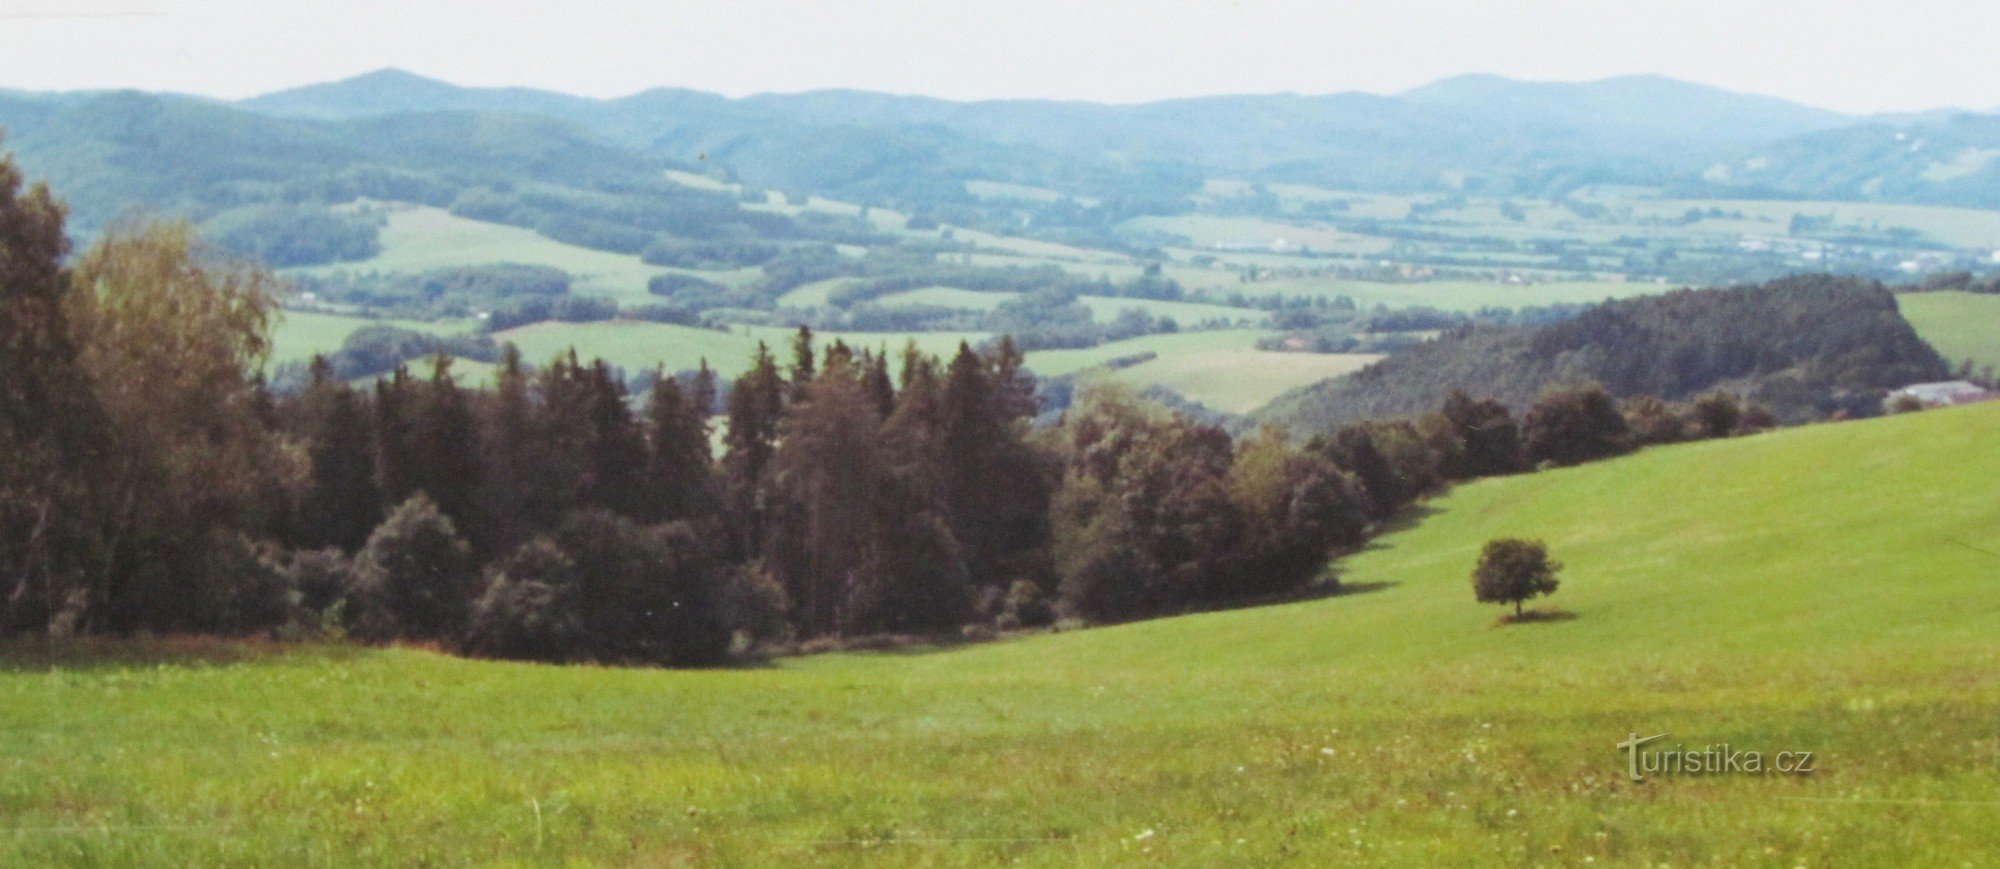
<box><xmin>7</xmin><ymin>67</ymin><xmax>2000</xmax><ymax>235</ymax></box>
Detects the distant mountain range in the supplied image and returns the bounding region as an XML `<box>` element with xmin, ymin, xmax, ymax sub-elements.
<box><xmin>4</xmin><ymin>68</ymin><xmax>1999</xmax><ymax>230</ymax></box>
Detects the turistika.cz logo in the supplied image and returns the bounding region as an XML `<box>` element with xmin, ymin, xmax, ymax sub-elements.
<box><xmin>1616</xmin><ymin>732</ymin><xmax>1816</xmax><ymax>782</ymax></box>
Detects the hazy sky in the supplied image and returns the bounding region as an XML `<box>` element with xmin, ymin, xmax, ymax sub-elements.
<box><xmin>2</xmin><ymin>0</ymin><xmax>1995</xmax><ymax>113</ymax></box>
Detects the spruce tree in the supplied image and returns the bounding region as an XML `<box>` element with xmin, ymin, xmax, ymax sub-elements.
<box><xmin>644</xmin><ymin>371</ymin><xmax>716</xmax><ymax>522</ymax></box>
<box><xmin>298</xmin><ymin>356</ymin><xmax>381</xmax><ymax>551</ymax></box>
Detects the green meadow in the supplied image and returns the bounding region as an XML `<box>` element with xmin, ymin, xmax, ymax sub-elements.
<box><xmin>290</xmin><ymin>206</ymin><xmax>762</xmax><ymax>304</ymax></box>
<box><xmin>1897</xmin><ymin>291</ymin><xmax>2000</xmax><ymax>372</ymax></box>
<box><xmin>5</xmin><ymin>400</ymin><xmax>1997</xmax><ymax>864</ymax></box>
<box><xmin>268</xmin><ymin>310</ymin><xmax>472</xmax><ymax>364</ymax></box>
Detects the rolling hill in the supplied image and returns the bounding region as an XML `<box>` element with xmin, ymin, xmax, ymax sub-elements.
<box><xmin>5</xmin><ymin>397</ymin><xmax>1996</xmax><ymax>863</ymax></box>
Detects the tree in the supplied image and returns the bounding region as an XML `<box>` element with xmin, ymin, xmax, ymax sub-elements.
<box><xmin>295</xmin><ymin>356</ymin><xmax>380</xmax><ymax>551</ymax></box>
<box><xmin>643</xmin><ymin>371</ymin><xmax>716</xmax><ymax>522</ymax></box>
<box><xmin>408</xmin><ymin>353</ymin><xmax>483</xmax><ymax>540</ymax></box>
<box><xmin>65</xmin><ymin>221</ymin><xmax>295</xmax><ymax>633</ymax></box>
<box><xmin>1522</xmin><ymin>383</ymin><xmax>1630</xmax><ymax>467</ymax></box>
<box><xmin>1689</xmin><ymin>390</ymin><xmax>1742</xmax><ymax>440</ymax></box>
<box><xmin>352</xmin><ymin>494</ymin><xmax>478</xmax><ymax>641</ymax></box>
<box><xmin>1471</xmin><ymin>538</ymin><xmax>1562</xmax><ymax>617</ymax></box>
<box><xmin>0</xmin><ymin>148</ymin><xmax>107</xmax><ymax>634</ymax></box>
<box><xmin>463</xmin><ymin>538</ymin><xmax>584</xmax><ymax>662</ymax></box>
<box><xmin>1224</xmin><ymin>427</ymin><xmax>1370</xmax><ymax>598</ymax></box>
<box><xmin>722</xmin><ymin>343</ymin><xmax>784</xmax><ymax>553</ymax></box>
<box><xmin>1622</xmin><ymin>395</ymin><xmax>1685</xmax><ymax>445</ymax></box>
<box><xmin>1439</xmin><ymin>390</ymin><xmax>1522</xmax><ymax>478</ymax></box>
<box><xmin>476</xmin><ymin>344</ymin><xmax>537</xmax><ymax>556</ymax></box>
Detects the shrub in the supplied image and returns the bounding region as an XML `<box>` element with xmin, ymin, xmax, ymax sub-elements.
<box><xmin>352</xmin><ymin>494</ymin><xmax>479</xmax><ymax>641</ymax></box>
<box><xmin>464</xmin><ymin>539</ymin><xmax>586</xmax><ymax>661</ymax></box>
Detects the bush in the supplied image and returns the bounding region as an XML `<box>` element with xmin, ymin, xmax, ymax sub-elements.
<box><xmin>1523</xmin><ymin>383</ymin><xmax>1630</xmax><ymax>467</ymax></box>
<box><xmin>464</xmin><ymin>539</ymin><xmax>586</xmax><ymax>661</ymax></box>
<box><xmin>285</xmin><ymin>548</ymin><xmax>355</xmax><ymax>617</ymax></box>
<box><xmin>718</xmin><ymin>560</ymin><xmax>793</xmax><ymax>647</ymax></box>
<box><xmin>352</xmin><ymin>494</ymin><xmax>479</xmax><ymax>641</ymax></box>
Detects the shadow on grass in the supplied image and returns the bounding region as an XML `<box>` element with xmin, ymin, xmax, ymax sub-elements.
<box><xmin>1492</xmin><ymin>608</ymin><xmax>1579</xmax><ymax>627</ymax></box>
<box><xmin>0</xmin><ymin>635</ymin><xmax>368</xmax><ymax>673</ymax></box>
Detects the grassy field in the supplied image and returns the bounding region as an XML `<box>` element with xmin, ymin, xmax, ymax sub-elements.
<box><xmin>1023</xmin><ymin>330</ymin><xmax>1373</xmax><ymax>412</ymax></box>
<box><xmin>1230</xmin><ymin>277</ymin><xmax>1669</xmax><ymax>311</ymax></box>
<box><xmin>268</xmin><ymin>310</ymin><xmax>472</xmax><ymax>364</ymax></box>
<box><xmin>5</xmin><ymin>402</ymin><xmax>1997</xmax><ymax>863</ymax></box>
<box><xmin>1897</xmin><ymin>291</ymin><xmax>2000</xmax><ymax>371</ymax></box>
<box><xmin>291</xmin><ymin>205</ymin><xmax>762</xmax><ymax>304</ymax></box>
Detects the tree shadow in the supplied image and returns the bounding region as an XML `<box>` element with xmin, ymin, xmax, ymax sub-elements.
<box><xmin>0</xmin><ymin>636</ymin><xmax>366</xmax><ymax>673</ymax></box>
<box><xmin>1492</xmin><ymin>607</ymin><xmax>1579</xmax><ymax>627</ymax></box>
<box><xmin>1354</xmin><ymin>504</ymin><xmax>1444</xmax><ymax>554</ymax></box>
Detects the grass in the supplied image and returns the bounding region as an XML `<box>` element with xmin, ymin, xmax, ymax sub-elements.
<box><xmin>6</xmin><ymin>403</ymin><xmax>1998</xmax><ymax>863</ymax></box>
<box><xmin>1231</xmin><ymin>277</ymin><xmax>1669</xmax><ymax>311</ymax></box>
<box><xmin>1897</xmin><ymin>291</ymin><xmax>2000</xmax><ymax>372</ymax></box>
<box><xmin>290</xmin><ymin>205</ymin><xmax>761</xmax><ymax>305</ymax></box>
<box><xmin>1024</xmin><ymin>330</ymin><xmax>1374</xmax><ymax>412</ymax></box>
<box><xmin>267</xmin><ymin>310</ymin><xmax>471</xmax><ymax>364</ymax></box>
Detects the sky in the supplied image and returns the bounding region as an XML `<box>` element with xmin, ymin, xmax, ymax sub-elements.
<box><xmin>1</xmin><ymin>0</ymin><xmax>1996</xmax><ymax>113</ymax></box>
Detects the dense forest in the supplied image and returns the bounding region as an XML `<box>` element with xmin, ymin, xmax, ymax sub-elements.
<box><xmin>1255</xmin><ymin>276</ymin><xmax>1949</xmax><ymax>432</ymax></box>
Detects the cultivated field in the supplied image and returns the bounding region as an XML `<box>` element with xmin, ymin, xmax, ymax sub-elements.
<box><xmin>290</xmin><ymin>205</ymin><xmax>762</xmax><ymax>304</ymax></box>
<box><xmin>6</xmin><ymin>402</ymin><xmax>1996</xmax><ymax>864</ymax></box>
<box><xmin>268</xmin><ymin>310</ymin><xmax>473</xmax><ymax>364</ymax></box>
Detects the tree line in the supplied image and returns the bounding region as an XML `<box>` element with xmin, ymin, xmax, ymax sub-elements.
<box><xmin>0</xmin><ymin>155</ymin><xmax>1804</xmax><ymax>664</ymax></box>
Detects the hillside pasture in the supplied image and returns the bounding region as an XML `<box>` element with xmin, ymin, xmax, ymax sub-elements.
<box><xmin>5</xmin><ymin>404</ymin><xmax>1998</xmax><ymax>863</ymax></box>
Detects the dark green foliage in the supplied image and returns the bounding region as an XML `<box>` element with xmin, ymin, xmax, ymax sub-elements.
<box><xmin>0</xmin><ymin>150</ymin><xmax>107</xmax><ymax>634</ymax></box>
<box><xmin>298</xmin><ymin>325</ymin><xmax>499</xmax><ymax>383</ymax></box>
<box><xmin>546</xmin><ymin>510</ymin><xmax>730</xmax><ymax>666</ymax></box>
<box><xmin>766</xmin><ymin>355</ymin><xmax>973</xmax><ymax>637</ymax></box>
<box><xmin>1690</xmin><ymin>390</ymin><xmax>1744</xmax><ymax>439</ymax></box>
<box><xmin>1439</xmin><ymin>390</ymin><xmax>1523</xmax><ymax>478</ymax></box>
<box><xmin>407</xmin><ymin>355</ymin><xmax>484</xmax><ymax>542</ymax></box>
<box><xmin>1258</xmin><ymin>277</ymin><xmax>1951</xmax><ymax>432</ymax></box>
<box><xmin>294</xmin><ymin>357</ymin><xmax>380</xmax><ymax>550</ymax></box>
<box><xmin>722</xmin><ymin>344</ymin><xmax>785</xmax><ymax>553</ymax></box>
<box><xmin>284</xmin><ymin>547</ymin><xmax>355</xmax><ymax>618</ymax></box>
<box><xmin>1622</xmin><ymin>395</ymin><xmax>1687</xmax><ymax>445</ymax></box>
<box><xmin>352</xmin><ymin>494</ymin><xmax>479</xmax><ymax>641</ymax></box>
<box><xmin>1052</xmin><ymin>389</ymin><xmax>1243</xmax><ymax>623</ymax></box>
<box><xmin>643</xmin><ymin>373</ymin><xmax>716</xmax><ymax>523</ymax></box>
<box><xmin>463</xmin><ymin>538</ymin><xmax>585</xmax><ymax>662</ymax></box>
<box><xmin>203</xmin><ymin>203</ymin><xmax>380</xmax><ymax>267</ymax></box>
<box><xmin>1223</xmin><ymin>428</ymin><xmax>1371</xmax><ymax>598</ymax></box>
<box><xmin>483</xmin><ymin>295</ymin><xmax>618</xmax><ymax>331</ymax></box>
<box><xmin>295</xmin><ymin>263</ymin><xmax>571</xmax><ymax>321</ymax></box>
<box><xmin>1471</xmin><ymin>538</ymin><xmax>1563</xmax><ymax>617</ymax></box>
<box><xmin>1523</xmin><ymin>383</ymin><xmax>1632</xmax><ymax>467</ymax></box>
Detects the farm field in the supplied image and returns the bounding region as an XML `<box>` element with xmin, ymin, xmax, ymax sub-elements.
<box><xmin>1897</xmin><ymin>290</ymin><xmax>2000</xmax><ymax>371</ymax></box>
<box><xmin>1092</xmin><ymin>349</ymin><xmax>1377</xmax><ymax>413</ymax></box>
<box><xmin>5</xmin><ymin>402</ymin><xmax>1998</xmax><ymax>863</ymax></box>
<box><xmin>268</xmin><ymin>310</ymin><xmax>472</xmax><ymax>364</ymax></box>
<box><xmin>290</xmin><ymin>205</ymin><xmax>762</xmax><ymax>304</ymax></box>
<box><xmin>868</xmin><ymin>286</ymin><xmax>1267</xmax><ymax>326</ymax></box>
<box><xmin>1230</xmin><ymin>278</ymin><xmax>1665</xmax><ymax>311</ymax></box>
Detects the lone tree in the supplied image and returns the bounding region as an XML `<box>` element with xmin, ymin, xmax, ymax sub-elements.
<box><xmin>1472</xmin><ymin>538</ymin><xmax>1562</xmax><ymax>617</ymax></box>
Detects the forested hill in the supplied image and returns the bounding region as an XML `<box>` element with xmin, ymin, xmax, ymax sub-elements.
<box><xmin>1254</xmin><ymin>276</ymin><xmax>1948</xmax><ymax>432</ymax></box>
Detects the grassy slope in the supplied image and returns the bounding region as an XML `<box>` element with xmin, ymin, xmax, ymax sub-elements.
<box><xmin>10</xmin><ymin>401</ymin><xmax>1996</xmax><ymax>864</ymax></box>
<box><xmin>1898</xmin><ymin>291</ymin><xmax>2000</xmax><ymax>371</ymax></box>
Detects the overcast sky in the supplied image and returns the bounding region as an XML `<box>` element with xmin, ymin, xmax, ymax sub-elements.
<box><xmin>1</xmin><ymin>0</ymin><xmax>1994</xmax><ymax>113</ymax></box>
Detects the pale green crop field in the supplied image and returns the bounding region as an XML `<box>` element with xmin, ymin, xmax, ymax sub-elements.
<box><xmin>290</xmin><ymin>205</ymin><xmax>762</xmax><ymax>304</ymax></box>
<box><xmin>268</xmin><ymin>310</ymin><xmax>473</xmax><ymax>364</ymax></box>
<box><xmin>1897</xmin><ymin>291</ymin><xmax>2000</xmax><ymax>371</ymax></box>
<box><xmin>1627</xmin><ymin>198</ymin><xmax>2000</xmax><ymax>250</ymax></box>
<box><xmin>1084</xmin><ymin>349</ymin><xmax>1379</xmax><ymax>414</ymax></box>
<box><xmin>6</xmin><ymin>401</ymin><xmax>1997</xmax><ymax>864</ymax></box>
<box><xmin>866</xmin><ymin>286</ymin><xmax>1266</xmax><ymax>327</ymax></box>
<box><xmin>1233</xmin><ymin>278</ymin><xmax>1670</xmax><ymax>311</ymax></box>
<box><xmin>1121</xmin><ymin>214</ymin><xmax>1392</xmax><ymax>255</ymax></box>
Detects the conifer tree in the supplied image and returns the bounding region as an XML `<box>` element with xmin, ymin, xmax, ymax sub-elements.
<box><xmin>409</xmin><ymin>353</ymin><xmax>483</xmax><ymax>542</ymax></box>
<box><xmin>297</xmin><ymin>355</ymin><xmax>380</xmax><ymax>551</ymax></box>
<box><xmin>645</xmin><ymin>370</ymin><xmax>716</xmax><ymax>522</ymax></box>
